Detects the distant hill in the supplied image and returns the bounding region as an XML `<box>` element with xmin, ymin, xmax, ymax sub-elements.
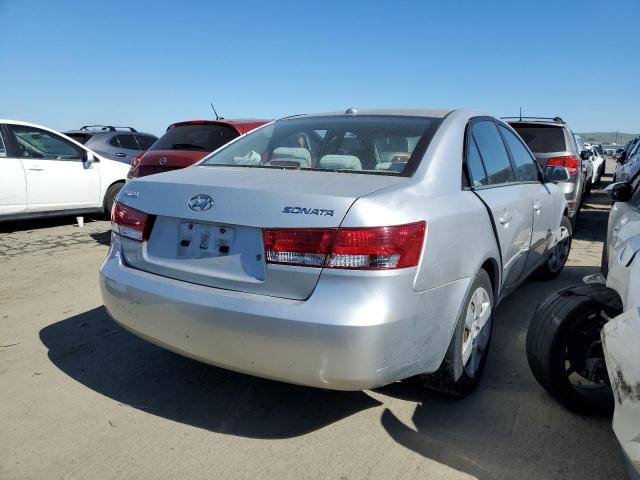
<box><xmin>577</xmin><ymin>132</ymin><xmax>638</xmax><ymax>146</ymax></box>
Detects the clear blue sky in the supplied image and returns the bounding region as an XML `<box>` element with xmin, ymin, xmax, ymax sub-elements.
<box><xmin>1</xmin><ymin>0</ymin><xmax>638</xmax><ymax>136</ymax></box>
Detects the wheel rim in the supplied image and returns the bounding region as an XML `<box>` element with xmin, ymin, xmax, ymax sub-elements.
<box><xmin>461</xmin><ymin>287</ymin><xmax>492</xmax><ymax>377</ymax></box>
<box><xmin>564</xmin><ymin>312</ymin><xmax>612</xmax><ymax>404</ymax></box>
<box><xmin>548</xmin><ymin>225</ymin><xmax>571</xmax><ymax>273</ymax></box>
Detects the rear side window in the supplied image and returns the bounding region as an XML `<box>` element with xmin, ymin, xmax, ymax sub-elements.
<box><xmin>135</xmin><ymin>134</ymin><xmax>156</xmax><ymax>150</ymax></box>
<box><xmin>511</xmin><ymin>126</ymin><xmax>567</xmax><ymax>153</ymax></box>
<box><xmin>117</xmin><ymin>134</ymin><xmax>140</xmax><ymax>150</ymax></box>
<box><xmin>151</xmin><ymin>124</ymin><xmax>239</xmax><ymax>152</ymax></box>
<box><xmin>499</xmin><ymin>125</ymin><xmax>539</xmax><ymax>182</ymax></box>
<box><xmin>472</xmin><ymin>121</ymin><xmax>514</xmax><ymax>185</ymax></box>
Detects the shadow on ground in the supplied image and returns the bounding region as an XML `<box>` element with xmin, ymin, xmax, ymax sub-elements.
<box><xmin>39</xmin><ymin>307</ymin><xmax>381</xmax><ymax>439</ymax></box>
<box><xmin>0</xmin><ymin>215</ymin><xmax>105</xmax><ymax>233</ymax></box>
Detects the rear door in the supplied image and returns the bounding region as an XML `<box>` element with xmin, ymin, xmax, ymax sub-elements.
<box><xmin>498</xmin><ymin>124</ymin><xmax>558</xmax><ymax>274</ymax></box>
<box><xmin>0</xmin><ymin>125</ymin><xmax>27</xmax><ymax>215</ymax></box>
<box><xmin>6</xmin><ymin>124</ymin><xmax>100</xmax><ymax>212</ymax></box>
<box><xmin>466</xmin><ymin>119</ymin><xmax>535</xmax><ymax>290</ymax></box>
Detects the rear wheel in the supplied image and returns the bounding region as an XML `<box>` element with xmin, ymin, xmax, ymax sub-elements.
<box><xmin>423</xmin><ymin>269</ymin><xmax>493</xmax><ymax>397</ymax></box>
<box><xmin>526</xmin><ymin>284</ymin><xmax>616</xmax><ymax>415</ymax></box>
<box><xmin>537</xmin><ymin>216</ymin><xmax>572</xmax><ymax>279</ymax></box>
<box><xmin>103</xmin><ymin>182</ymin><xmax>123</xmax><ymax>219</ymax></box>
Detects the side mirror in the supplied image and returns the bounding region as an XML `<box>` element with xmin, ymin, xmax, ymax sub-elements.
<box><xmin>608</xmin><ymin>182</ymin><xmax>633</xmax><ymax>202</ymax></box>
<box><xmin>545</xmin><ymin>165</ymin><xmax>571</xmax><ymax>183</ymax></box>
<box><xmin>580</xmin><ymin>150</ymin><xmax>591</xmax><ymax>161</ymax></box>
<box><xmin>84</xmin><ymin>151</ymin><xmax>95</xmax><ymax>164</ymax></box>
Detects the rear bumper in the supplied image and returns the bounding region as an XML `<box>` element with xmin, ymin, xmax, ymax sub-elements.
<box><xmin>99</xmin><ymin>238</ymin><xmax>471</xmax><ymax>390</ymax></box>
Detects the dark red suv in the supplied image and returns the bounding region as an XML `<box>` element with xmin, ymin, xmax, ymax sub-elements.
<box><xmin>127</xmin><ymin>119</ymin><xmax>270</xmax><ymax>178</ymax></box>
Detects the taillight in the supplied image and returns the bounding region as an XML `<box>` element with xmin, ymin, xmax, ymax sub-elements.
<box><xmin>263</xmin><ymin>221</ymin><xmax>426</xmax><ymax>270</ymax></box>
<box><xmin>111</xmin><ymin>201</ymin><xmax>152</xmax><ymax>241</ymax></box>
<box><xmin>127</xmin><ymin>152</ymin><xmax>145</xmax><ymax>179</ymax></box>
<box><xmin>547</xmin><ymin>155</ymin><xmax>579</xmax><ymax>175</ymax></box>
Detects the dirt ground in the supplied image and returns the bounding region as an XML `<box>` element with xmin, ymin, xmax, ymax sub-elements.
<box><xmin>0</xmin><ymin>160</ymin><xmax>626</xmax><ymax>480</ymax></box>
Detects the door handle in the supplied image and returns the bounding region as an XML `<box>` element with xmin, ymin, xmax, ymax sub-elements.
<box><xmin>499</xmin><ymin>212</ymin><xmax>512</xmax><ymax>225</ymax></box>
<box><xmin>115</xmin><ymin>152</ymin><xmax>127</xmax><ymax>157</ymax></box>
<box><xmin>28</xmin><ymin>166</ymin><xmax>44</xmax><ymax>171</ymax></box>
<box><xmin>533</xmin><ymin>201</ymin><xmax>542</xmax><ymax>213</ymax></box>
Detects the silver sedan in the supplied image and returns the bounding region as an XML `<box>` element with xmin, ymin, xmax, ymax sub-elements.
<box><xmin>100</xmin><ymin>109</ymin><xmax>570</xmax><ymax>396</ymax></box>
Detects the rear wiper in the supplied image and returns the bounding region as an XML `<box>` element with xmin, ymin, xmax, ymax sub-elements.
<box><xmin>171</xmin><ymin>143</ymin><xmax>207</xmax><ymax>150</ymax></box>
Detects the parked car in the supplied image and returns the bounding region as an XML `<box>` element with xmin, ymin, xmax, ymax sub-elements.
<box><xmin>127</xmin><ymin>119</ymin><xmax>270</xmax><ymax>179</ymax></box>
<box><xmin>101</xmin><ymin>109</ymin><xmax>571</xmax><ymax>396</ymax></box>
<box><xmin>615</xmin><ymin>136</ymin><xmax>640</xmax><ymax>183</ymax></box>
<box><xmin>575</xmin><ymin>134</ymin><xmax>594</xmax><ymax>193</ymax></box>
<box><xmin>0</xmin><ymin>120</ymin><xmax>129</xmax><ymax>221</ymax></box>
<box><xmin>585</xmin><ymin>143</ymin><xmax>606</xmax><ymax>184</ymax></box>
<box><xmin>505</xmin><ymin>117</ymin><xmax>591</xmax><ymax>222</ymax></box>
<box><xmin>64</xmin><ymin>125</ymin><xmax>157</xmax><ymax>165</ymax></box>
<box><xmin>525</xmin><ymin>175</ymin><xmax>640</xmax><ymax>479</ymax></box>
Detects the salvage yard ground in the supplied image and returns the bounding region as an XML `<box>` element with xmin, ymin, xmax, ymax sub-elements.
<box><xmin>0</xmin><ymin>160</ymin><xmax>627</xmax><ymax>479</ymax></box>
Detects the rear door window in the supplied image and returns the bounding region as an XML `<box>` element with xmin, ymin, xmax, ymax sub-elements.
<box><xmin>472</xmin><ymin>121</ymin><xmax>514</xmax><ymax>185</ymax></box>
<box><xmin>116</xmin><ymin>134</ymin><xmax>140</xmax><ymax>150</ymax></box>
<box><xmin>511</xmin><ymin>126</ymin><xmax>567</xmax><ymax>153</ymax></box>
<box><xmin>466</xmin><ymin>137</ymin><xmax>488</xmax><ymax>187</ymax></box>
<box><xmin>135</xmin><ymin>134</ymin><xmax>157</xmax><ymax>150</ymax></box>
<box><xmin>499</xmin><ymin>125</ymin><xmax>539</xmax><ymax>182</ymax></box>
<box><xmin>0</xmin><ymin>129</ymin><xmax>7</xmax><ymax>157</ymax></box>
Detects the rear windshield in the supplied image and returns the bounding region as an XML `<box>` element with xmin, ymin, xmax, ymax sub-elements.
<box><xmin>200</xmin><ymin>115</ymin><xmax>442</xmax><ymax>176</ymax></box>
<box><xmin>65</xmin><ymin>133</ymin><xmax>93</xmax><ymax>144</ymax></box>
<box><xmin>510</xmin><ymin>125</ymin><xmax>567</xmax><ymax>153</ymax></box>
<box><xmin>150</xmin><ymin>124</ymin><xmax>239</xmax><ymax>152</ymax></box>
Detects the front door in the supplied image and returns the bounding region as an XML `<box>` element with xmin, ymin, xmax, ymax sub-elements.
<box><xmin>7</xmin><ymin>124</ymin><xmax>100</xmax><ymax>212</ymax></box>
<box><xmin>0</xmin><ymin>126</ymin><xmax>27</xmax><ymax>215</ymax></box>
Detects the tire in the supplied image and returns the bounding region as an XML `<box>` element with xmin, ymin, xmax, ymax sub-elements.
<box><xmin>526</xmin><ymin>284</ymin><xmax>616</xmax><ymax>416</ymax></box>
<box><xmin>103</xmin><ymin>182</ymin><xmax>123</xmax><ymax>219</ymax></box>
<box><xmin>537</xmin><ymin>216</ymin><xmax>572</xmax><ymax>280</ymax></box>
<box><xmin>423</xmin><ymin>269</ymin><xmax>493</xmax><ymax>397</ymax></box>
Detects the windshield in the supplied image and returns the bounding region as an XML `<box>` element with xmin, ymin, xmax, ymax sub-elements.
<box><xmin>200</xmin><ymin>115</ymin><xmax>442</xmax><ymax>176</ymax></box>
<box><xmin>151</xmin><ymin>124</ymin><xmax>239</xmax><ymax>152</ymax></box>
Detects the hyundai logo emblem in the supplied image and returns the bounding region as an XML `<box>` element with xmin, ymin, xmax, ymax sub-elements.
<box><xmin>188</xmin><ymin>194</ymin><xmax>214</xmax><ymax>212</ymax></box>
<box><xmin>158</xmin><ymin>157</ymin><xmax>167</xmax><ymax>165</ymax></box>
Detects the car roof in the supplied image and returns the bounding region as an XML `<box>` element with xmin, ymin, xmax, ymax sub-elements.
<box><xmin>284</xmin><ymin>108</ymin><xmax>454</xmax><ymax>119</ymax></box>
<box><xmin>167</xmin><ymin>119</ymin><xmax>271</xmax><ymax>135</ymax></box>
<box><xmin>63</xmin><ymin>128</ymin><xmax>156</xmax><ymax>137</ymax></box>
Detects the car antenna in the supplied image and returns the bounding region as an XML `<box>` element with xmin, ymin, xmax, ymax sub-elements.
<box><xmin>210</xmin><ymin>102</ymin><xmax>220</xmax><ymax>120</ymax></box>
<box><xmin>519</xmin><ymin>106</ymin><xmax>522</xmax><ymax>121</ymax></box>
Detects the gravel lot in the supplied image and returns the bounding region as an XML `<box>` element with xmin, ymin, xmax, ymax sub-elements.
<box><xmin>0</xmin><ymin>161</ymin><xmax>626</xmax><ymax>480</ymax></box>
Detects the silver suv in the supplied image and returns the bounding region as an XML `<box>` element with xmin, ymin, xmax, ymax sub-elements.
<box><xmin>506</xmin><ymin>117</ymin><xmax>591</xmax><ymax>223</ymax></box>
<box><xmin>64</xmin><ymin>125</ymin><xmax>157</xmax><ymax>164</ymax></box>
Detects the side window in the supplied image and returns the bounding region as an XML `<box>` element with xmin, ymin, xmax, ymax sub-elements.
<box><xmin>0</xmin><ymin>129</ymin><xmax>7</xmax><ymax>157</ymax></box>
<box><xmin>466</xmin><ymin>136</ymin><xmax>488</xmax><ymax>186</ymax></box>
<box><xmin>631</xmin><ymin>176</ymin><xmax>640</xmax><ymax>208</ymax></box>
<box><xmin>8</xmin><ymin>125</ymin><xmax>83</xmax><ymax>160</ymax></box>
<box><xmin>135</xmin><ymin>134</ymin><xmax>156</xmax><ymax>150</ymax></box>
<box><xmin>109</xmin><ymin>136</ymin><xmax>121</xmax><ymax>148</ymax></box>
<box><xmin>116</xmin><ymin>134</ymin><xmax>140</xmax><ymax>150</ymax></box>
<box><xmin>499</xmin><ymin>125</ymin><xmax>539</xmax><ymax>182</ymax></box>
<box><xmin>472</xmin><ymin>121</ymin><xmax>514</xmax><ymax>185</ymax></box>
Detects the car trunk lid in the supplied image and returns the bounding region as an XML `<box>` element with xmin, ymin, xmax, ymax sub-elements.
<box><xmin>118</xmin><ymin>166</ymin><xmax>404</xmax><ymax>299</ymax></box>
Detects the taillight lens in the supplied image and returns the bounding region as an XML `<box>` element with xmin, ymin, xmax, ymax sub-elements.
<box><xmin>111</xmin><ymin>201</ymin><xmax>152</xmax><ymax>241</ymax></box>
<box><xmin>547</xmin><ymin>155</ymin><xmax>579</xmax><ymax>175</ymax></box>
<box><xmin>263</xmin><ymin>229</ymin><xmax>335</xmax><ymax>267</ymax></box>
<box><xmin>127</xmin><ymin>152</ymin><xmax>145</xmax><ymax>179</ymax></box>
<box><xmin>263</xmin><ymin>221</ymin><xmax>426</xmax><ymax>270</ymax></box>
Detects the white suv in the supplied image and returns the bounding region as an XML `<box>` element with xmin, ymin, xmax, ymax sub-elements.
<box><xmin>0</xmin><ymin>119</ymin><xmax>130</xmax><ymax>221</ymax></box>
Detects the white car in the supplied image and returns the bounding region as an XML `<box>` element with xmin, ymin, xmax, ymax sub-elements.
<box><xmin>0</xmin><ymin>119</ymin><xmax>129</xmax><ymax>222</ymax></box>
<box><xmin>526</xmin><ymin>177</ymin><xmax>640</xmax><ymax>479</ymax></box>
<box><xmin>585</xmin><ymin>144</ymin><xmax>606</xmax><ymax>184</ymax></box>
